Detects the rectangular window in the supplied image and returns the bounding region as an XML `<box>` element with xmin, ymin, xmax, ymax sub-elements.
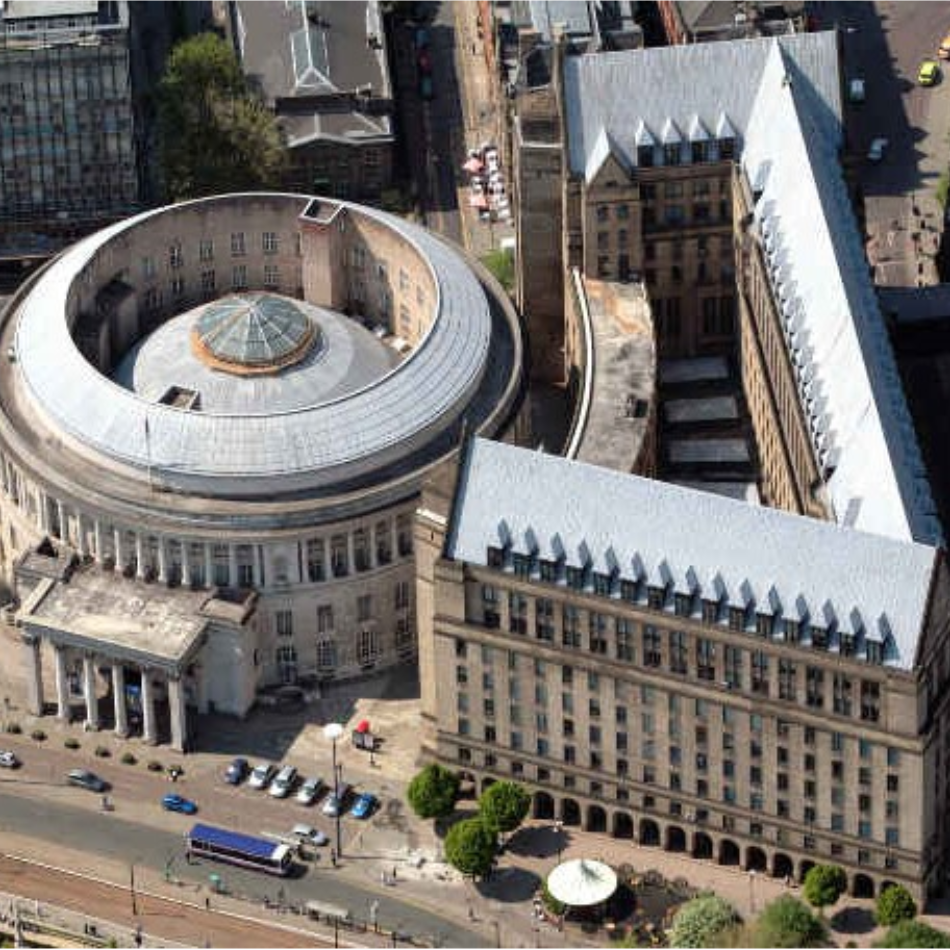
<box><xmin>696</xmin><ymin>638</ymin><xmax>715</xmax><ymax>680</ymax></box>
<box><xmin>200</xmin><ymin>270</ymin><xmax>216</xmax><ymax>294</ymax></box>
<box><xmin>231</xmin><ymin>232</ymin><xmax>246</xmax><ymax>257</ymax></box>
<box><xmin>276</xmin><ymin>610</ymin><xmax>293</xmax><ymax>637</ymax></box>
<box><xmin>331</xmin><ymin>535</ymin><xmax>348</xmax><ymax>576</ymax></box>
<box><xmin>169</xmin><ymin>243</ymin><xmax>183</xmax><ymax>269</ymax></box>
<box><xmin>317</xmin><ymin>605</ymin><xmax>333</xmax><ymax>634</ymax></box>
<box><xmin>724</xmin><ymin>645</ymin><xmax>742</xmax><ymax>689</ymax></box>
<box><xmin>670</xmin><ymin>630</ymin><xmax>688</xmax><ymax>674</ymax></box>
<box><xmin>643</xmin><ymin>625</ymin><xmax>662</xmax><ymax>667</ymax></box>
<box><xmin>779</xmin><ymin>659</ymin><xmax>797</xmax><ymax>701</ymax></box>
<box><xmin>806</xmin><ymin>667</ymin><xmax>824</xmax><ymax>708</ymax></box>
<box><xmin>861</xmin><ymin>680</ymin><xmax>881</xmax><ymax>722</ymax></box>
<box><xmin>263</xmin><ymin>264</ymin><xmax>279</xmax><ymax>288</ymax></box>
<box><xmin>751</xmin><ymin>650</ymin><xmax>769</xmax><ymax>695</ymax></box>
<box><xmin>199</xmin><ymin>239</ymin><xmax>214</xmax><ymax>262</ymax></box>
<box><xmin>262</xmin><ymin>231</ymin><xmax>278</xmax><ymax>254</ymax></box>
<box><xmin>357</xmin><ymin>594</ymin><xmax>372</xmax><ymax>622</ymax></box>
<box><xmin>232</xmin><ymin>265</ymin><xmax>247</xmax><ymax>291</ymax></box>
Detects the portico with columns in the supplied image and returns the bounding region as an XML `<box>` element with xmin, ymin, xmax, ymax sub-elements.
<box><xmin>15</xmin><ymin>562</ymin><xmax>259</xmax><ymax>751</ymax></box>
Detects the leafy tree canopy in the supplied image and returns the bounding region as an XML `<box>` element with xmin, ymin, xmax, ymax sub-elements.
<box><xmin>875</xmin><ymin>885</ymin><xmax>918</xmax><ymax>927</ymax></box>
<box><xmin>158</xmin><ymin>32</ymin><xmax>286</xmax><ymax>200</ymax></box>
<box><xmin>478</xmin><ymin>781</ymin><xmax>531</xmax><ymax>834</ymax></box>
<box><xmin>444</xmin><ymin>817</ymin><xmax>496</xmax><ymax>878</ymax></box>
<box><xmin>406</xmin><ymin>763</ymin><xmax>459</xmax><ymax>820</ymax></box>
<box><xmin>803</xmin><ymin>864</ymin><xmax>848</xmax><ymax>911</ymax></box>
<box><xmin>874</xmin><ymin>920</ymin><xmax>950</xmax><ymax>948</ymax></box>
<box><xmin>753</xmin><ymin>895</ymin><xmax>827</xmax><ymax>948</ymax></box>
<box><xmin>669</xmin><ymin>893</ymin><xmax>741</xmax><ymax>948</ymax></box>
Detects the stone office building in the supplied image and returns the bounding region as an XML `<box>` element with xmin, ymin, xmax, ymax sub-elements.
<box><xmin>418</xmin><ymin>438</ymin><xmax>950</xmax><ymax>902</ymax></box>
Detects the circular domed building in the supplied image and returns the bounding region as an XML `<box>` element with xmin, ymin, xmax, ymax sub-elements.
<box><xmin>0</xmin><ymin>194</ymin><xmax>525</xmax><ymax>749</ymax></box>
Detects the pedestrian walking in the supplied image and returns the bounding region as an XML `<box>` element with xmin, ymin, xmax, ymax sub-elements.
<box><xmin>204</xmin><ymin>896</ymin><xmax>210</xmax><ymax>911</ymax></box>
<box><xmin>391</xmin><ymin>866</ymin><xmax>397</xmax><ymax>881</ymax></box>
<box><xmin>330</xmin><ymin>848</ymin><xmax>337</xmax><ymax>867</ymax></box>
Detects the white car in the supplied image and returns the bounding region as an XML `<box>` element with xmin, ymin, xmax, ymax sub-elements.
<box><xmin>248</xmin><ymin>762</ymin><xmax>276</xmax><ymax>790</ymax></box>
<box><xmin>291</xmin><ymin>823</ymin><xmax>329</xmax><ymax>846</ymax></box>
<box><xmin>296</xmin><ymin>776</ymin><xmax>324</xmax><ymax>806</ymax></box>
<box><xmin>867</xmin><ymin>137</ymin><xmax>888</xmax><ymax>162</ymax></box>
<box><xmin>0</xmin><ymin>751</ymin><xmax>19</xmax><ymax>768</ymax></box>
<box><xmin>269</xmin><ymin>765</ymin><xmax>298</xmax><ymax>799</ymax></box>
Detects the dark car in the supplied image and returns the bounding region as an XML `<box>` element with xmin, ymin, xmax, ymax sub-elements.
<box><xmin>224</xmin><ymin>757</ymin><xmax>249</xmax><ymax>785</ymax></box>
<box><xmin>67</xmin><ymin>769</ymin><xmax>109</xmax><ymax>793</ymax></box>
<box><xmin>162</xmin><ymin>793</ymin><xmax>198</xmax><ymax>815</ymax></box>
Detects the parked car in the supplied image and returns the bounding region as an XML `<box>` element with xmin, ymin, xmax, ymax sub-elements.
<box><xmin>0</xmin><ymin>751</ymin><xmax>20</xmax><ymax>769</ymax></box>
<box><xmin>350</xmin><ymin>792</ymin><xmax>378</xmax><ymax>820</ymax></box>
<box><xmin>919</xmin><ymin>59</ymin><xmax>940</xmax><ymax>86</ymax></box>
<box><xmin>67</xmin><ymin>769</ymin><xmax>109</xmax><ymax>793</ymax></box>
<box><xmin>248</xmin><ymin>762</ymin><xmax>276</xmax><ymax>790</ymax></box>
<box><xmin>269</xmin><ymin>765</ymin><xmax>298</xmax><ymax>799</ymax></box>
<box><xmin>296</xmin><ymin>776</ymin><xmax>324</xmax><ymax>806</ymax></box>
<box><xmin>162</xmin><ymin>793</ymin><xmax>198</xmax><ymax>815</ymax></box>
<box><xmin>224</xmin><ymin>757</ymin><xmax>249</xmax><ymax>785</ymax></box>
<box><xmin>321</xmin><ymin>783</ymin><xmax>351</xmax><ymax>817</ymax></box>
<box><xmin>939</xmin><ymin>32</ymin><xmax>950</xmax><ymax>59</ymax></box>
<box><xmin>291</xmin><ymin>823</ymin><xmax>329</xmax><ymax>846</ymax></box>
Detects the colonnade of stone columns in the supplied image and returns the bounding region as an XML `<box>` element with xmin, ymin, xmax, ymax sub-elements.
<box><xmin>22</xmin><ymin>637</ymin><xmax>187</xmax><ymax>751</ymax></box>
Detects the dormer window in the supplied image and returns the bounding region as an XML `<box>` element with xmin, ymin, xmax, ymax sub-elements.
<box><xmin>663</xmin><ymin>143</ymin><xmax>681</xmax><ymax>166</ymax></box>
<box><xmin>647</xmin><ymin>585</ymin><xmax>667</xmax><ymax>610</ymax></box>
<box><xmin>840</xmin><ymin>633</ymin><xmax>857</xmax><ymax>657</ymax></box>
<box><xmin>593</xmin><ymin>572</ymin><xmax>614</xmax><ymax>596</ymax></box>
<box><xmin>566</xmin><ymin>565</ymin><xmax>587</xmax><ymax>590</ymax></box>
<box><xmin>637</xmin><ymin>145</ymin><xmax>654</xmax><ymax>168</ymax></box>
<box><xmin>620</xmin><ymin>579</ymin><xmax>639</xmax><ymax>602</ymax></box>
<box><xmin>866</xmin><ymin>640</ymin><xmax>883</xmax><ymax>665</ymax></box>
<box><xmin>810</xmin><ymin>626</ymin><xmax>829</xmax><ymax>650</ymax></box>
<box><xmin>487</xmin><ymin>546</ymin><xmax>506</xmax><ymax>569</ymax></box>
<box><xmin>674</xmin><ymin>593</ymin><xmax>693</xmax><ymax>617</ymax></box>
<box><xmin>755</xmin><ymin>613</ymin><xmax>773</xmax><ymax>637</ymax></box>
<box><xmin>539</xmin><ymin>559</ymin><xmax>560</xmax><ymax>583</ymax></box>
<box><xmin>784</xmin><ymin>619</ymin><xmax>801</xmax><ymax>643</ymax></box>
<box><xmin>512</xmin><ymin>553</ymin><xmax>532</xmax><ymax>579</ymax></box>
<box><xmin>691</xmin><ymin>141</ymin><xmax>708</xmax><ymax>164</ymax></box>
<box><xmin>718</xmin><ymin>137</ymin><xmax>735</xmax><ymax>161</ymax></box>
<box><xmin>728</xmin><ymin>607</ymin><xmax>746</xmax><ymax>631</ymax></box>
<box><xmin>702</xmin><ymin>599</ymin><xmax>720</xmax><ymax>624</ymax></box>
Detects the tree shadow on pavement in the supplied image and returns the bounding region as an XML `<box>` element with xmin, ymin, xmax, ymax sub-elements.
<box><xmin>830</xmin><ymin>906</ymin><xmax>876</xmax><ymax>935</ymax></box>
<box><xmin>476</xmin><ymin>866</ymin><xmax>541</xmax><ymax>903</ymax></box>
<box><xmin>505</xmin><ymin>825</ymin><xmax>569</xmax><ymax>860</ymax></box>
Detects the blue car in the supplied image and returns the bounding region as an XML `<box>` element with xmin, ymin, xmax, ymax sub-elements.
<box><xmin>162</xmin><ymin>793</ymin><xmax>198</xmax><ymax>815</ymax></box>
<box><xmin>350</xmin><ymin>792</ymin><xmax>377</xmax><ymax>819</ymax></box>
<box><xmin>224</xmin><ymin>757</ymin><xmax>249</xmax><ymax>785</ymax></box>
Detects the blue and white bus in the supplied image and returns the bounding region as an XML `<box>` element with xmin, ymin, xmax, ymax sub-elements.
<box><xmin>186</xmin><ymin>823</ymin><xmax>293</xmax><ymax>876</ymax></box>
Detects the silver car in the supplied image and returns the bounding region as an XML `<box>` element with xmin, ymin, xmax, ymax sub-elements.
<box><xmin>269</xmin><ymin>765</ymin><xmax>298</xmax><ymax>799</ymax></box>
<box><xmin>296</xmin><ymin>776</ymin><xmax>324</xmax><ymax>806</ymax></box>
<box><xmin>247</xmin><ymin>762</ymin><xmax>276</xmax><ymax>790</ymax></box>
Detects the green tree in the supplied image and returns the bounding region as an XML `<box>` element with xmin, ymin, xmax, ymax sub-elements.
<box><xmin>444</xmin><ymin>817</ymin><xmax>496</xmax><ymax>878</ymax></box>
<box><xmin>753</xmin><ymin>895</ymin><xmax>827</xmax><ymax>948</ymax></box>
<box><xmin>478</xmin><ymin>781</ymin><xmax>531</xmax><ymax>835</ymax></box>
<box><xmin>157</xmin><ymin>32</ymin><xmax>286</xmax><ymax>200</ymax></box>
<box><xmin>875</xmin><ymin>885</ymin><xmax>918</xmax><ymax>927</ymax></box>
<box><xmin>406</xmin><ymin>763</ymin><xmax>459</xmax><ymax>820</ymax></box>
<box><xmin>803</xmin><ymin>864</ymin><xmax>848</xmax><ymax>913</ymax></box>
<box><xmin>875</xmin><ymin>920</ymin><xmax>950</xmax><ymax>948</ymax></box>
<box><xmin>669</xmin><ymin>894</ymin><xmax>741</xmax><ymax>948</ymax></box>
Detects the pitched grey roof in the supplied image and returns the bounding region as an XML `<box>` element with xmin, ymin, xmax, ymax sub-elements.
<box><xmin>563</xmin><ymin>31</ymin><xmax>941</xmax><ymax>545</ymax></box>
<box><xmin>448</xmin><ymin>439</ymin><xmax>938</xmax><ymax>671</ymax></box>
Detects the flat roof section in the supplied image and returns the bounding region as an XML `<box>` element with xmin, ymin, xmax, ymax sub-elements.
<box><xmin>20</xmin><ymin>567</ymin><xmax>210</xmax><ymax>670</ymax></box>
<box><xmin>668</xmin><ymin>438</ymin><xmax>750</xmax><ymax>464</ymax></box>
<box><xmin>664</xmin><ymin>396</ymin><xmax>739</xmax><ymax>424</ymax></box>
<box><xmin>659</xmin><ymin>356</ymin><xmax>730</xmax><ymax>385</ymax></box>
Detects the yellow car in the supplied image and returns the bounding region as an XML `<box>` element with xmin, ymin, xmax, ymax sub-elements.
<box><xmin>919</xmin><ymin>60</ymin><xmax>940</xmax><ymax>86</ymax></box>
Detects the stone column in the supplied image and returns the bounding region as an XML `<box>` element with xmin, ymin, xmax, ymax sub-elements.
<box><xmin>157</xmin><ymin>538</ymin><xmax>167</xmax><ymax>584</ymax></box>
<box><xmin>94</xmin><ymin>520</ymin><xmax>104</xmax><ymax>561</ymax></box>
<box><xmin>204</xmin><ymin>544</ymin><xmax>213</xmax><ymax>588</ymax></box>
<box><xmin>141</xmin><ymin>671</ymin><xmax>158</xmax><ymax>745</ymax></box>
<box><xmin>75</xmin><ymin>513</ymin><xmax>87</xmax><ymax>556</ymax></box>
<box><xmin>112</xmin><ymin>664</ymin><xmax>128</xmax><ymax>737</ymax></box>
<box><xmin>114</xmin><ymin>528</ymin><xmax>124</xmax><ymax>572</ymax></box>
<box><xmin>23</xmin><ymin>636</ymin><xmax>43</xmax><ymax>717</ymax></box>
<box><xmin>168</xmin><ymin>675</ymin><xmax>187</xmax><ymax>752</ymax></box>
<box><xmin>181</xmin><ymin>541</ymin><xmax>191</xmax><ymax>587</ymax></box>
<box><xmin>135</xmin><ymin>534</ymin><xmax>146</xmax><ymax>579</ymax></box>
<box><xmin>83</xmin><ymin>654</ymin><xmax>99</xmax><ymax>730</ymax></box>
<box><xmin>252</xmin><ymin>545</ymin><xmax>262</xmax><ymax>588</ymax></box>
<box><xmin>391</xmin><ymin>520</ymin><xmax>400</xmax><ymax>561</ymax></box>
<box><xmin>347</xmin><ymin>531</ymin><xmax>356</xmax><ymax>575</ymax></box>
<box><xmin>56</xmin><ymin>500</ymin><xmax>65</xmax><ymax>541</ymax></box>
<box><xmin>54</xmin><ymin>645</ymin><xmax>70</xmax><ymax>720</ymax></box>
<box><xmin>228</xmin><ymin>545</ymin><xmax>237</xmax><ymax>588</ymax></box>
<box><xmin>37</xmin><ymin>490</ymin><xmax>49</xmax><ymax>533</ymax></box>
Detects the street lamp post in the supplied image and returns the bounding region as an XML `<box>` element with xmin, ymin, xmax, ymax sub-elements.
<box><xmin>324</xmin><ymin>722</ymin><xmax>345</xmax><ymax>859</ymax></box>
<box><xmin>748</xmin><ymin>869</ymin><xmax>757</xmax><ymax>914</ymax></box>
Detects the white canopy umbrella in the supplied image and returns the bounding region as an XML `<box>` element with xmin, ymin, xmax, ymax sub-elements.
<box><xmin>547</xmin><ymin>859</ymin><xmax>618</xmax><ymax>907</ymax></box>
